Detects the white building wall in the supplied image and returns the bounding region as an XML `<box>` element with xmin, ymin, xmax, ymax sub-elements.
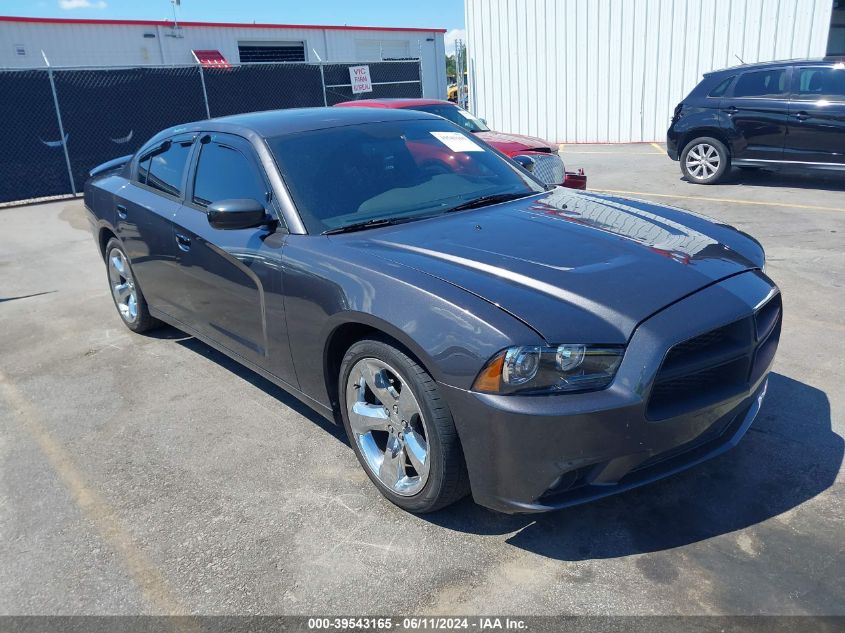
<box><xmin>466</xmin><ymin>0</ymin><xmax>833</xmax><ymax>143</ymax></box>
<box><xmin>0</xmin><ymin>20</ymin><xmax>446</xmax><ymax>98</ymax></box>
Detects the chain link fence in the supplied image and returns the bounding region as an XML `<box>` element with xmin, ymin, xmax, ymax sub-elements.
<box><xmin>0</xmin><ymin>60</ymin><xmax>422</xmax><ymax>204</ymax></box>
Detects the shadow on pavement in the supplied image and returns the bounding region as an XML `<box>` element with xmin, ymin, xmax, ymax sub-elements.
<box><xmin>160</xmin><ymin>329</ymin><xmax>840</xmax><ymax>560</ymax></box>
<box><xmin>423</xmin><ymin>373</ymin><xmax>841</xmax><ymax>560</ymax></box>
<box><xmin>686</xmin><ymin>167</ymin><xmax>845</xmax><ymax>192</ymax></box>
<box><xmin>170</xmin><ymin>329</ymin><xmax>348</xmax><ymax>444</ymax></box>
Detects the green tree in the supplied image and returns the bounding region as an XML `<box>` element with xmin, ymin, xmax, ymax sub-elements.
<box><xmin>445</xmin><ymin>43</ymin><xmax>467</xmax><ymax>82</ymax></box>
<box><xmin>446</xmin><ymin>54</ymin><xmax>456</xmax><ymax>79</ymax></box>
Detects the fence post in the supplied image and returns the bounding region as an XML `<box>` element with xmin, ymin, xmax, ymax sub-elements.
<box><xmin>197</xmin><ymin>64</ymin><xmax>211</xmax><ymax>119</ymax></box>
<box><xmin>319</xmin><ymin>62</ymin><xmax>328</xmax><ymax>107</ymax></box>
<box><xmin>46</xmin><ymin>66</ymin><xmax>76</xmax><ymax>195</ymax></box>
<box><xmin>418</xmin><ymin>40</ymin><xmax>424</xmax><ymax>98</ymax></box>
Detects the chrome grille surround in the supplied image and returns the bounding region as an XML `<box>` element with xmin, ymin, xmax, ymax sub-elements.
<box><xmin>517</xmin><ymin>153</ymin><xmax>565</xmax><ymax>185</ymax></box>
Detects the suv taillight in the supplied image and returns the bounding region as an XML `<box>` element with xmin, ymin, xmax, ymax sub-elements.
<box><xmin>672</xmin><ymin>103</ymin><xmax>684</xmax><ymax>123</ymax></box>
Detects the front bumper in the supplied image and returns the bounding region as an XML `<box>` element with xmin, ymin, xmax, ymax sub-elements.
<box><xmin>562</xmin><ymin>169</ymin><xmax>587</xmax><ymax>190</ymax></box>
<box><xmin>442</xmin><ymin>270</ymin><xmax>780</xmax><ymax>514</ymax></box>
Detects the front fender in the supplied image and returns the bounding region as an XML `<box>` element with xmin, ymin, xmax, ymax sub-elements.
<box><xmin>281</xmin><ymin>235</ymin><xmax>541</xmax><ymax>409</ymax></box>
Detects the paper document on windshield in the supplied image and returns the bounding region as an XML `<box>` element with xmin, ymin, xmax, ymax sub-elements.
<box><xmin>430</xmin><ymin>131</ymin><xmax>483</xmax><ymax>152</ymax></box>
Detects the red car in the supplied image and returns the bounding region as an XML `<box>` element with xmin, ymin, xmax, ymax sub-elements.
<box><xmin>334</xmin><ymin>98</ymin><xmax>587</xmax><ymax>190</ymax></box>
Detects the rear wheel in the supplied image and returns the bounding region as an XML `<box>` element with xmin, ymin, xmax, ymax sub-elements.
<box><xmin>681</xmin><ymin>137</ymin><xmax>729</xmax><ymax>184</ymax></box>
<box><xmin>105</xmin><ymin>238</ymin><xmax>159</xmax><ymax>333</ymax></box>
<box><xmin>339</xmin><ymin>338</ymin><xmax>469</xmax><ymax>513</ymax></box>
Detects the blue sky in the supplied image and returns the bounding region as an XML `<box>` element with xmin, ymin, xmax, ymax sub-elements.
<box><xmin>4</xmin><ymin>0</ymin><xmax>467</xmax><ymax>51</ymax></box>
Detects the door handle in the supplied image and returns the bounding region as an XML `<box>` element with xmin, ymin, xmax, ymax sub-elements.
<box><xmin>175</xmin><ymin>233</ymin><xmax>191</xmax><ymax>252</ymax></box>
<box><xmin>793</xmin><ymin>111</ymin><xmax>810</xmax><ymax>121</ymax></box>
<box><xmin>116</xmin><ymin>204</ymin><xmax>128</xmax><ymax>220</ymax></box>
<box><xmin>722</xmin><ymin>106</ymin><xmax>738</xmax><ymax>115</ymax></box>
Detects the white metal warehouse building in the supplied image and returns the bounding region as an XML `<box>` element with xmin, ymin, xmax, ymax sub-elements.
<box><xmin>465</xmin><ymin>0</ymin><xmax>841</xmax><ymax>143</ymax></box>
<box><xmin>0</xmin><ymin>16</ymin><xmax>447</xmax><ymax>98</ymax></box>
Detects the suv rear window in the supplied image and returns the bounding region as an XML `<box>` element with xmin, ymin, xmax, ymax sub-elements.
<box><xmin>733</xmin><ymin>69</ymin><xmax>788</xmax><ymax>98</ymax></box>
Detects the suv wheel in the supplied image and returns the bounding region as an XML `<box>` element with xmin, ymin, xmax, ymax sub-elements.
<box><xmin>681</xmin><ymin>137</ymin><xmax>729</xmax><ymax>184</ymax></box>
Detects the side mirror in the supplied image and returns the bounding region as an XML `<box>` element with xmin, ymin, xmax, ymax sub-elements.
<box><xmin>207</xmin><ymin>198</ymin><xmax>269</xmax><ymax>230</ymax></box>
<box><xmin>513</xmin><ymin>154</ymin><xmax>536</xmax><ymax>173</ymax></box>
<box><xmin>479</xmin><ymin>117</ymin><xmax>487</xmax><ymax>126</ymax></box>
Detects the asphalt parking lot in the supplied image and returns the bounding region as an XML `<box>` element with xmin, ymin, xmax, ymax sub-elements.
<box><xmin>1</xmin><ymin>144</ymin><xmax>844</xmax><ymax>616</ymax></box>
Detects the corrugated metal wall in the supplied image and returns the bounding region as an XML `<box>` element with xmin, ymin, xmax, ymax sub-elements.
<box><xmin>466</xmin><ymin>0</ymin><xmax>833</xmax><ymax>142</ymax></box>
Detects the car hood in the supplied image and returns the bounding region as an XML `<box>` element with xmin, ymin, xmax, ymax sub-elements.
<box><xmin>354</xmin><ymin>189</ymin><xmax>764</xmax><ymax>344</ymax></box>
<box><xmin>474</xmin><ymin>130</ymin><xmax>557</xmax><ymax>155</ymax></box>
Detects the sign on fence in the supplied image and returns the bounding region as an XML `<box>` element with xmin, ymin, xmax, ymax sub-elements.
<box><xmin>349</xmin><ymin>65</ymin><xmax>373</xmax><ymax>94</ymax></box>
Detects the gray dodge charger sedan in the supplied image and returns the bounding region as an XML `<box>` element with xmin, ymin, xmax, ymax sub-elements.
<box><xmin>84</xmin><ymin>107</ymin><xmax>781</xmax><ymax>514</ymax></box>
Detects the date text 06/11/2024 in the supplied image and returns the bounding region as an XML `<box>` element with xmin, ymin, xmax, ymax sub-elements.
<box><xmin>306</xmin><ymin>617</ymin><xmax>528</xmax><ymax>630</ymax></box>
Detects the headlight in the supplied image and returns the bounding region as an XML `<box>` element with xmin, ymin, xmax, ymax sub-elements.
<box><xmin>473</xmin><ymin>344</ymin><xmax>625</xmax><ymax>395</ymax></box>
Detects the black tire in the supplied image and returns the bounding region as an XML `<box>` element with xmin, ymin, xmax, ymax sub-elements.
<box><xmin>338</xmin><ymin>338</ymin><xmax>470</xmax><ymax>513</ymax></box>
<box><xmin>680</xmin><ymin>136</ymin><xmax>730</xmax><ymax>184</ymax></box>
<box><xmin>104</xmin><ymin>238</ymin><xmax>160</xmax><ymax>333</ymax></box>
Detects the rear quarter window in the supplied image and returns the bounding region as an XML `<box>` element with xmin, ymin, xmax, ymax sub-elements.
<box><xmin>708</xmin><ymin>76</ymin><xmax>734</xmax><ymax>97</ymax></box>
<box><xmin>137</xmin><ymin>156</ymin><xmax>151</xmax><ymax>184</ymax></box>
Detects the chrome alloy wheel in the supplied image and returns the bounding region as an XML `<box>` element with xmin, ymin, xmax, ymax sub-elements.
<box><xmin>345</xmin><ymin>358</ymin><xmax>430</xmax><ymax>496</ymax></box>
<box><xmin>685</xmin><ymin>142</ymin><xmax>721</xmax><ymax>180</ymax></box>
<box><xmin>107</xmin><ymin>247</ymin><xmax>138</xmax><ymax>324</ymax></box>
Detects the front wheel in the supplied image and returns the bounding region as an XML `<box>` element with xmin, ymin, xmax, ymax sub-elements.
<box><xmin>339</xmin><ymin>339</ymin><xmax>469</xmax><ymax>513</ymax></box>
<box><xmin>681</xmin><ymin>137</ymin><xmax>729</xmax><ymax>184</ymax></box>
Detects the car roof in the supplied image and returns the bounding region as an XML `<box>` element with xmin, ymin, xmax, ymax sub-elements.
<box><xmin>162</xmin><ymin>106</ymin><xmax>439</xmax><ymax>140</ymax></box>
<box><xmin>705</xmin><ymin>57</ymin><xmax>845</xmax><ymax>76</ymax></box>
<box><xmin>333</xmin><ymin>98</ymin><xmax>453</xmax><ymax>108</ymax></box>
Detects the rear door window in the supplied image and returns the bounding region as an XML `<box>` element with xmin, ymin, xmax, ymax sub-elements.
<box><xmin>145</xmin><ymin>139</ymin><xmax>193</xmax><ymax>197</ymax></box>
<box><xmin>793</xmin><ymin>66</ymin><xmax>845</xmax><ymax>101</ymax></box>
<box><xmin>732</xmin><ymin>69</ymin><xmax>788</xmax><ymax>98</ymax></box>
<box><xmin>136</xmin><ymin>137</ymin><xmax>193</xmax><ymax>197</ymax></box>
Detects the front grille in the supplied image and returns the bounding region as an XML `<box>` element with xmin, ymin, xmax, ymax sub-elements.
<box><xmin>634</xmin><ymin>402</ymin><xmax>751</xmax><ymax>472</ymax></box>
<box><xmin>527</xmin><ymin>153</ymin><xmax>565</xmax><ymax>185</ymax></box>
<box><xmin>647</xmin><ymin>293</ymin><xmax>781</xmax><ymax>420</ymax></box>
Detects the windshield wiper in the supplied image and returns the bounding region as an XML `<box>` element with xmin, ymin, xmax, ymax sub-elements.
<box><xmin>443</xmin><ymin>192</ymin><xmax>531</xmax><ymax>214</ymax></box>
<box><xmin>323</xmin><ymin>193</ymin><xmax>533</xmax><ymax>234</ymax></box>
<box><xmin>322</xmin><ymin>216</ymin><xmax>420</xmax><ymax>235</ymax></box>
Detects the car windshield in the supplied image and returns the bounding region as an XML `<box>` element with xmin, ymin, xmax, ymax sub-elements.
<box><xmin>409</xmin><ymin>104</ymin><xmax>490</xmax><ymax>132</ymax></box>
<box><xmin>268</xmin><ymin>119</ymin><xmax>543</xmax><ymax>234</ymax></box>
